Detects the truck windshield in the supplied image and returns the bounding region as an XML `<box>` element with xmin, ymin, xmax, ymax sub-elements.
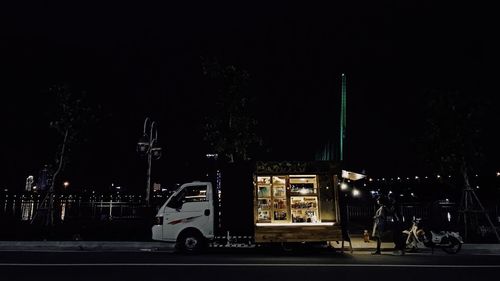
<box><xmin>166</xmin><ymin>184</ymin><xmax>208</xmax><ymax>208</ymax></box>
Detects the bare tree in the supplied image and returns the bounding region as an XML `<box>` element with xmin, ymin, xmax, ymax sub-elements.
<box><xmin>421</xmin><ymin>90</ymin><xmax>499</xmax><ymax>242</ymax></box>
<box><xmin>202</xmin><ymin>59</ymin><xmax>262</xmax><ymax>163</ymax></box>
<box><xmin>32</xmin><ymin>84</ymin><xmax>97</xmax><ymax>227</ymax></box>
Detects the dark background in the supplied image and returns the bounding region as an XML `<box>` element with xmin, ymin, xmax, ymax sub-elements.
<box><xmin>0</xmin><ymin>1</ymin><xmax>496</xmax><ymax>193</ymax></box>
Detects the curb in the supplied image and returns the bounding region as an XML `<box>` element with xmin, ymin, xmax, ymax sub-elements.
<box><xmin>0</xmin><ymin>241</ymin><xmax>499</xmax><ymax>253</ymax></box>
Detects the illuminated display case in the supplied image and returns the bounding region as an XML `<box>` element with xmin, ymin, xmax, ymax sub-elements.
<box><xmin>257</xmin><ymin>176</ymin><xmax>271</xmax><ymax>222</ymax></box>
<box><xmin>256</xmin><ymin>175</ymin><xmax>321</xmax><ymax>224</ymax></box>
<box><xmin>271</xmin><ymin>176</ymin><xmax>287</xmax><ymax>222</ymax></box>
<box><xmin>291</xmin><ymin>196</ymin><xmax>318</xmax><ymax>223</ymax></box>
<box><xmin>253</xmin><ymin>161</ymin><xmax>342</xmax><ymax>243</ymax></box>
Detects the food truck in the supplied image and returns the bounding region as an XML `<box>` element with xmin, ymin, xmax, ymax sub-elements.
<box><xmin>151</xmin><ymin>161</ymin><xmax>345</xmax><ymax>252</ymax></box>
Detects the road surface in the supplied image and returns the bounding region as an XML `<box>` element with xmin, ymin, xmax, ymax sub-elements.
<box><xmin>1</xmin><ymin>248</ymin><xmax>499</xmax><ymax>281</ymax></box>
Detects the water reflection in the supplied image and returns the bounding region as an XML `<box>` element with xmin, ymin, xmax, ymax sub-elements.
<box><xmin>21</xmin><ymin>200</ymin><xmax>35</xmax><ymax>221</ymax></box>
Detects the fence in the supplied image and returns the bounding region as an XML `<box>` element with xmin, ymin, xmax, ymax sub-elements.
<box><xmin>346</xmin><ymin>204</ymin><xmax>432</xmax><ymax>222</ymax></box>
<box><xmin>2</xmin><ymin>194</ymin><xmax>499</xmax><ymax>225</ymax></box>
<box><xmin>0</xmin><ymin>194</ymin><xmax>161</xmax><ymax>222</ymax></box>
<box><xmin>346</xmin><ymin>203</ymin><xmax>500</xmax><ymax>230</ymax></box>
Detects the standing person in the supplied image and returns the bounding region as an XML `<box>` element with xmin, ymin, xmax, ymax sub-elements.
<box><xmin>371</xmin><ymin>196</ymin><xmax>387</xmax><ymax>255</ymax></box>
<box><xmin>387</xmin><ymin>193</ymin><xmax>405</xmax><ymax>255</ymax></box>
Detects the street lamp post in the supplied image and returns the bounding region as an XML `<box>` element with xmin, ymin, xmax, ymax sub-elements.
<box><xmin>137</xmin><ymin>117</ymin><xmax>162</xmax><ymax>206</ymax></box>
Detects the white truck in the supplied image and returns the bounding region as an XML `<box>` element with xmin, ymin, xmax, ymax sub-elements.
<box><xmin>152</xmin><ymin>161</ymin><xmax>346</xmax><ymax>252</ymax></box>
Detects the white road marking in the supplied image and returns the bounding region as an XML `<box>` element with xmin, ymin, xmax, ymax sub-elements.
<box><xmin>0</xmin><ymin>263</ymin><xmax>499</xmax><ymax>268</ymax></box>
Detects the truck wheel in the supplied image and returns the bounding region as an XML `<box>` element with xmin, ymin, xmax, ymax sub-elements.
<box><xmin>178</xmin><ymin>231</ymin><xmax>205</xmax><ymax>253</ymax></box>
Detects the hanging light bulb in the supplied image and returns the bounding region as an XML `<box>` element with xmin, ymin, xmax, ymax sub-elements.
<box><xmin>352</xmin><ymin>188</ymin><xmax>360</xmax><ymax>197</ymax></box>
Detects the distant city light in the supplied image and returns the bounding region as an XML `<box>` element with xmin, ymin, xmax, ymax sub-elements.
<box><xmin>340</xmin><ymin>182</ymin><xmax>348</xmax><ymax>190</ymax></box>
<box><xmin>415</xmin><ymin>176</ymin><xmax>419</xmax><ymax>179</ymax></box>
<box><xmin>116</xmin><ymin>186</ymin><xmax>121</xmax><ymax>190</ymax></box>
<box><xmin>437</xmin><ymin>175</ymin><xmax>441</xmax><ymax>178</ymax></box>
<box><xmin>63</xmin><ymin>181</ymin><xmax>69</xmax><ymax>187</ymax></box>
<box><xmin>497</xmin><ymin>172</ymin><xmax>500</xmax><ymax>177</ymax></box>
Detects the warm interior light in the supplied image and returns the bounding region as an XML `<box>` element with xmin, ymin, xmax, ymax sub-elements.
<box><xmin>273</xmin><ymin>176</ymin><xmax>286</xmax><ymax>184</ymax></box>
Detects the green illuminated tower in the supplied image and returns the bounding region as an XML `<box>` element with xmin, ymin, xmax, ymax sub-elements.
<box><xmin>340</xmin><ymin>73</ymin><xmax>346</xmax><ymax>162</ymax></box>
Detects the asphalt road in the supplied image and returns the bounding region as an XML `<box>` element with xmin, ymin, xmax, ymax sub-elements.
<box><xmin>1</xmin><ymin>249</ymin><xmax>500</xmax><ymax>281</ymax></box>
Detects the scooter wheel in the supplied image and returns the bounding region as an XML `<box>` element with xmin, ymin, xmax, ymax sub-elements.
<box><xmin>442</xmin><ymin>237</ymin><xmax>461</xmax><ymax>254</ymax></box>
<box><xmin>403</xmin><ymin>233</ymin><xmax>418</xmax><ymax>252</ymax></box>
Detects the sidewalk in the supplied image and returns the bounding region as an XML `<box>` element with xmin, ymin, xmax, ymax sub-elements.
<box><xmin>0</xmin><ymin>241</ymin><xmax>174</xmax><ymax>252</ymax></box>
<box><xmin>343</xmin><ymin>236</ymin><xmax>500</xmax><ymax>254</ymax></box>
<box><xmin>0</xmin><ymin>238</ymin><xmax>499</xmax><ymax>254</ymax></box>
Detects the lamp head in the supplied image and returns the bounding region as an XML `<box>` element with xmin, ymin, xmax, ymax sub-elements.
<box><xmin>137</xmin><ymin>135</ymin><xmax>150</xmax><ymax>154</ymax></box>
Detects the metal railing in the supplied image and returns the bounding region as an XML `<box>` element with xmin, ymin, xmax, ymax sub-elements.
<box><xmin>1</xmin><ymin>195</ymin><xmax>499</xmax><ymax>224</ymax></box>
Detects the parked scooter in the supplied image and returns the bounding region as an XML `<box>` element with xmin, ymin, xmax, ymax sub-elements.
<box><xmin>402</xmin><ymin>218</ymin><xmax>463</xmax><ymax>254</ymax></box>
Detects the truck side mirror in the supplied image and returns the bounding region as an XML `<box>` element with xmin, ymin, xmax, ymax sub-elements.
<box><xmin>167</xmin><ymin>197</ymin><xmax>184</xmax><ymax>210</ymax></box>
<box><xmin>174</xmin><ymin>200</ymin><xmax>184</xmax><ymax>210</ymax></box>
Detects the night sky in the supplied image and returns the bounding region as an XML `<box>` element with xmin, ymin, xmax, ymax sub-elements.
<box><xmin>0</xmin><ymin>1</ymin><xmax>495</xmax><ymax>193</ymax></box>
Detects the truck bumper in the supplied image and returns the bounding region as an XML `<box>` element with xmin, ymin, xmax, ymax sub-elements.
<box><xmin>152</xmin><ymin>225</ymin><xmax>163</xmax><ymax>241</ymax></box>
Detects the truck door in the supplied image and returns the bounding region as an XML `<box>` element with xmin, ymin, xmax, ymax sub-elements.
<box><xmin>163</xmin><ymin>183</ymin><xmax>214</xmax><ymax>241</ymax></box>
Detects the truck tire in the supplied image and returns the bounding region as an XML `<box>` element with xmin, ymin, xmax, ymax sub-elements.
<box><xmin>177</xmin><ymin>230</ymin><xmax>205</xmax><ymax>253</ymax></box>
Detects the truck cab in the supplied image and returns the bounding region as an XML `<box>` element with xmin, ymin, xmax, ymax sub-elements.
<box><xmin>152</xmin><ymin>181</ymin><xmax>214</xmax><ymax>252</ymax></box>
